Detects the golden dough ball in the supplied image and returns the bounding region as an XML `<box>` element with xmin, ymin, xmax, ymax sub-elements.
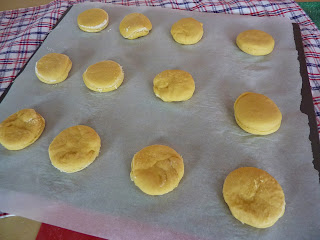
<box><xmin>0</xmin><ymin>109</ymin><xmax>45</xmax><ymax>150</ymax></box>
<box><xmin>83</xmin><ymin>60</ymin><xmax>124</xmax><ymax>92</ymax></box>
<box><xmin>130</xmin><ymin>145</ymin><xmax>184</xmax><ymax>195</ymax></box>
<box><xmin>153</xmin><ymin>70</ymin><xmax>195</xmax><ymax>102</ymax></box>
<box><xmin>223</xmin><ymin>167</ymin><xmax>285</xmax><ymax>228</ymax></box>
<box><xmin>35</xmin><ymin>53</ymin><xmax>72</xmax><ymax>84</ymax></box>
<box><xmin>119</xmin><ymin>13</ymin><xmax>152</xmax><ymax>39</ymax></box>
<box><xmin>49</xmin><ymin>125</ymin><xmax>101</xmax><ymax>173</ymax></box>
<box><xmin>171</xmin><ymin>18</ymin><xmax>203</xmax><ymax>45</ymax></box>
<box><xmin>236</xmin><ymin>29</ymin><xmax>275</xmax><ymax>56</ymax></box>
<box><xmin>234</xmin><ymin>92</ymin><xmax>282</xmax><ymax>135</ymax></box>
<box><xmin>77</xmin><ymin>8</ymin><xmax>109</xmax><ymax>33</ymax></box>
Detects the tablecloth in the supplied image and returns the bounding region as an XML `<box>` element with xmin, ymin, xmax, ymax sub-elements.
<box><xmin>1</xmin><ymin>0</ymin><xmax>320</xmax><ymax>135</ymax></box>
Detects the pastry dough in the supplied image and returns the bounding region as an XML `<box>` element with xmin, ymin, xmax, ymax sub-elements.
<box><xmin>236</xmin><ymin>29</ymin><xmax>275</xmax><ymax>56</ymax></box>
<box><xmin>49</xmin><ymin>125</ymin><xmax>101</xmax><ymax>173</ymax></box>
<box><xmin>153</xmin><ymin>70</ymin><xmax>195</xmax><ymax>102</ymax></box>
<box><xmin>119</xmin><ymin>13</ymin><xmax>152</xmax><ymax>39</ymax></box>
<box><xmin>223</xmin><ymin>167</ymin><xmax>285</xmax><ymax>228</ymax></box>
<box><xmin>77</xmin><ymin>8</ymin><xmax>109</xmax><ymax>33</ymax></box>
<box><xmin>35</xmin><ymin>53</ymin><xmax>72</xmax><ymax>84</ymax></box>
<box><xmin>171</xmin><ymin>18</ymin><xmax>203</xmax><ymax>45</ymax></box>
<box><xmin>0</xmin><ymin>109</ymin><xmax>45</xmax><ymax>150</ymax></box>
<box><xmin>234</xmin><ymin>92</ymin><xmax>282</xmax><ymax>135</ymax></box>
<box><xmin>83</xmin><ymin>60</ymin><xmax>124</xmax><ymax>92</ymax></box>
<box><xmin>130</xmin><ymin>145</ymin><xmax>184</xmax><ymax>196</ymax></box>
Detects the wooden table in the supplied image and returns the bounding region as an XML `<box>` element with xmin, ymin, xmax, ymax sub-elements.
<box><xmin>0</xmin><ymin>0</ymin><xmax>53</xmax><ymax>11</ymax></box>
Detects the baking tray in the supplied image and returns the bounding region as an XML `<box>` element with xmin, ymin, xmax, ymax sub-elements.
<box><xmin>1</xmin><ymin>3</ymin><xmax>320</xmax><ymax>240</ymax></box>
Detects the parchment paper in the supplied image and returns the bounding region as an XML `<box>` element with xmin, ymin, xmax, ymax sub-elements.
<box><xmin>1</xmin><ymin>3</ymin><xmax>320</xmax><ymax>240</ymax></box>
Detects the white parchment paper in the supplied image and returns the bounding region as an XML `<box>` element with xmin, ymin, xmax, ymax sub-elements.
<box><xmin>1</xmin><ymin>3</ymin><xmax>320</xmax><ymax>239</ymax></box>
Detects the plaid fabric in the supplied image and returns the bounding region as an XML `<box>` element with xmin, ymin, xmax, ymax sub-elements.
<box><xmin>0</xmin><ymin>211</ymin><xmax>15</xmax><ymax>218</ymax></box>
<box><xmin>1</xmin><ymin>0</ymin><xmax>320</xmax><ymax>132</ymax></box>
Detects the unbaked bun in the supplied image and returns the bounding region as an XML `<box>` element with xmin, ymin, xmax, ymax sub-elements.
<box><xmin>0</xmin><ymin>109</ymin><xmax>45</xmax><ymax>150</ymax></box>
<box><xmin>49</xmin><ymin>125</ymin><xmax>101</xmax><ymax>173</ymax></box>
<box><xmin>234</xmin><ymin>92</ymin><xmax>282</xmax><ymax>135</ymax></box>
<box><xmin>119</xmin><ymin>13</ymin><xmax>152</xmax><ymax>39</ymax></box>
<box><xmin>171</xmin><ymin>18</ymin><xmax>203</xmax><ymax>45</ymax></box>
<box><xmin>153</xmin><ymin>70</ymin><xmax>195</xmax><ymax>102</ymax></box>
<box><xmin>236</xmin><ymin>29</ymin><xmax>275</xmax><ymax>56</ymax></box>
<box><xmin>35</xmin><ymin>53</ymin><xmax>72</xmax><ymax>84</ymax></box>
<box><xmin>77</xmin><ymin>8</ymin><xmax>109</xmax><ymax>33</ymax></box>
<box><xmin>83</xmin><ymin>60</ymin><xmax>124</xmax><ymax>92</ymax></box>
<box><xmin>130</xmin><ymin>145</ymin><xmax>184</xmax><ymax>195</ymax></box>
<box><xmin>223</xmin><ymin>167</ymin><xmax>285</xmax><ymax>228</ymax></box>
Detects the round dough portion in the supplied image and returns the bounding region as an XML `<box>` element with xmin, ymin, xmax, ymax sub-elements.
<box><xmin>171</xmin><ymin>18</ymin><xmax>203</xmax><ymax>45</ymax></box>
<box><xmin>236</xmin><ymin>30</ymin><xmax>275</xmax><ymax>56</ymax></box>
<box><xmin>77</xmin><ymin>8</ymin><xmax>109</xmax><ymax>32</ymax></box>
<box><xmin>234</xmin><ymin>92</ymin><xmax>282</xmax><ymax>135</ymax></box>
<box><xmin>223</xmin><ymin>167</ymin><xmax>285</xmax><ymax>228</ymax></box>
<box><xmin>153</xmin><ymin>70</ymin><xmax>195</xmax><ymax>102</ymax></box>
<box><xmin>0</xmin><ymin>109</ymin><xmax>45</xmax><ymax>150</ymax></box>
<box><xmin>119</xmin><ymin>13</ymin><xmax>152</xmax><ymax>39</ymax></box>
<box><xmin>130</xmin><ymin>145</ymin><xmax>184</xmax><ymax>196</ymax></box>
<box><xmin>49</xmin><ymin>125</ymin><xmax>101</xmax><ymax>173</ymax></box>
<box><xmin>35</xmin><ymin>53</ymin><xmax>72</xmax><ymax>84</ymax></box>
<box><xmin>83</xmin><ymin>60</ymin><xmax>124</xmax><ymax>92</ymax></box>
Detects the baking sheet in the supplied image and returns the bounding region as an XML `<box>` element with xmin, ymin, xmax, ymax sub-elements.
<box><xmin>1</xmin><ymin>2</ymin><xmax>320</xmax><ymax>239</ymax></box>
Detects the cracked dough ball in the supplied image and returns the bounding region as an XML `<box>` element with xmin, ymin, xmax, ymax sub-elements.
<box><xmin>234</xmin><ymin>92</ymin><xmax>282</xmax><ymax>135</ymax></box>
<box><xmin>0</xmin><ymin>109</ymin><xmax>45</xmax><ymax>150</ymax></box>
<box><xmin>35</xmin><ymin>53</ymin><xmax>72</xmax><ymax>84</ymax></box>
<box><xmin>223</xmin><ymin>167</ymin><xmax>285</xmax><ymax>228</ymax></box>
<box><xmin>130</xmin><ymin>145</ymin><xmax>184</xmax><ymax>196</ymax></box>
<box><xmin>153</xmin><ymin>69</ymin><xmax>195</xmax><ymax>102</ymax></box>
<box><xmin>119</xmin><ymin>13</ymin><xmax>152</xmax><ymax>39</ymax></box>
<box><xmin>83</xmin><ymin>60</ymin><xmax>124</xmax><ymax>92</ymax></box>
<box><xmin>236</xmin><ymin>29</ymin><xmax>275</xmax><ymax>56</ymax></box>
<box><xmin>49</xmin><ymin>125</ymin><xmax>101</xmax><ymax>173</ymax></box>
<box><xmin>77</xmin><ymin>8</ymin><xmax>109</xmax><ymax>33</ymax></box>
<box><xmin>171</xmin><ymin>17</ymin><xmax>203</xmax><ymax>45</ymax></box>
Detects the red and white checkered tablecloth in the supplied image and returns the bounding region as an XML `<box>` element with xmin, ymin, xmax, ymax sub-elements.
<box><xmin>1</xmin><ymin>0</ymin><xmax>320</xmax><ymax>133</ymax></box>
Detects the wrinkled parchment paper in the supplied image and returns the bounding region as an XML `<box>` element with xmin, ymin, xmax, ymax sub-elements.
<box><xmin>1</xmin><ymin>3</ymin><xmax>320</xmax><ymax>240</ymax></box>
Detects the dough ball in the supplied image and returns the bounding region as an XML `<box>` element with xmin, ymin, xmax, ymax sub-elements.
<box><xmin>119</xmin><ymin>13</ymin><xmax>152</xmax><ymax>39</ymax></box>
<box><xmin>49</xmin><ymin>125</ymin><xmax>101</xmax><ymax>173</ymax></box>
<box><xmin>83</xmin><ymin>60</ymin><xmax>124</xmax><ymax>92</ymax></box>
<box><xmin>0</xmin><ymin>109</ymin><xmax>45</xmax><ymax>150</ymax></box>
<box><xmin>223</xmin><ymin>167</ymin><xmax>285</xmax><ymax>228</ymax></box>
<box><xmin>236</xmin><ymin>29</ymin><xmax>275</xmax><ymax>56</ymax></box>
<box><xmin>153</xmin><ymin>70</ymin><xmax>195</xmax><ymax>102</ymax></box>
<box><xmin>171</xmin><ymin>18</ymin><xmax>203</xmax><ymax>45</ymax></box>
<box><xmin>234</xmin><ymin>92</ymin><xmax>282</xmax><ymax>135</ymax></box>
<box><xmin>130</xmin><ymin>145</ymin><xmax>184</xmax><ymax>196</ymax></box>
<box><xmin>35</xmin><ymin>53</ymin><xmax>72</xmax><ymax>84</ymax></box>
<box><xmin>77</xmin><ymin>8</ymin><xmax>109</xmax><ymax>33</ymax></box>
